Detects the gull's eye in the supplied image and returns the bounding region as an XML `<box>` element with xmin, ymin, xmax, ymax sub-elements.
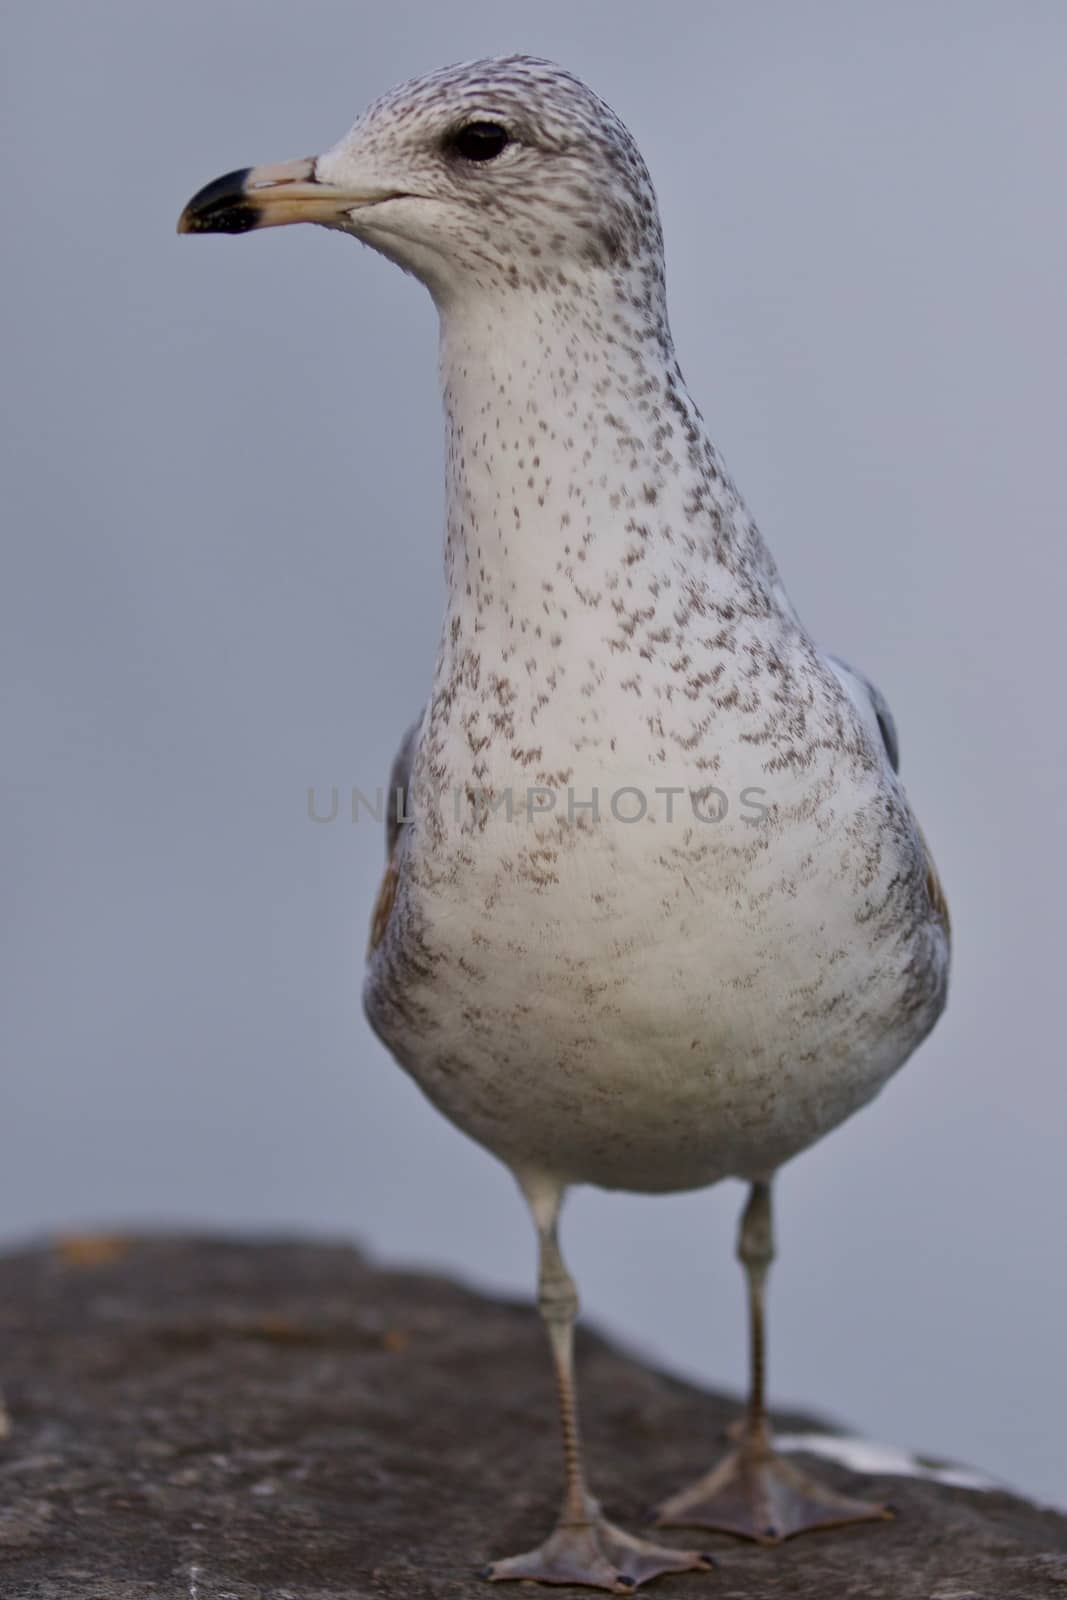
<box><xmin>445</xmin><ymin>121</ymin><xmax>511</xmax><ymax>162</ymax></box>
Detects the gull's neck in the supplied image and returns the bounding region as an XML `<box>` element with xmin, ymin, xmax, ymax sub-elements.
<box><xmin>435</xmin><ymin>282</ymin><xmax>773</xmax><ymax>652</ymax></box>
<box><xmin>418</xmin><ymin>279</ymin><xmax>789</xmax><ymax>798</ymax></box>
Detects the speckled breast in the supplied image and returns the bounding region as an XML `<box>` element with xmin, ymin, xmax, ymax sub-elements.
<box><xmin>363</xmin><ymin>736</ymin><xmax>949</xmax><ymax>1195</ymax></box>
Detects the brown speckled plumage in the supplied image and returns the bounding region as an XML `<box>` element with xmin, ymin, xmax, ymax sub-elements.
<box><xmin>320</xmin><ymin>59</ymin><xmax>952</xmax><ymax>1195</ymax></box>
<box><xmin>182</xmin><ymin>54</ymin><xmax>951</xmax><ymax>1582</ymax></box>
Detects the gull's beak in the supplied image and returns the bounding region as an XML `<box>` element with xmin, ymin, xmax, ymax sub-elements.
<box><xmin>177</xmin><ymin>156</ymin><xmax>400</xmax><ymax>235</ymax></box>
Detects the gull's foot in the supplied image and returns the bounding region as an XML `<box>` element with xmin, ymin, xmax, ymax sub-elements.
<box><xmin>655</xmin><ymin>1436</ymin><xmax>892</xmax><ymax>1544</ymax></box>
<box><xmin>485</xmin><ymin>1511</ymin><xmax>713</xmax><ymax>1592</ymax></box>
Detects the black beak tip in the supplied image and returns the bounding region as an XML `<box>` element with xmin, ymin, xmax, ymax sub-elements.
<box><xmin>177</xmin><ymin>167</ymin><xmax>260</xmax><ymax>235</ymax></box>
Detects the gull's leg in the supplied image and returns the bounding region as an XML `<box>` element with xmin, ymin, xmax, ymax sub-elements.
<box><xmin>656</xmin><ymin>1180</ymin><xmax>891</xmax><ymax>1544</ymax></box>
<box><xmin>487</xmin><ymin>1177</ymin><xmax>712</xmax><ymax>1592</ymax></box>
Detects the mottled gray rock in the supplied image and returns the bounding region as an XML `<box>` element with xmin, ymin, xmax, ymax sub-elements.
<box><xmin>0</xmin><ymin>1236</ymin><xmax>1062</xmax><ymax>1599</ymax></box>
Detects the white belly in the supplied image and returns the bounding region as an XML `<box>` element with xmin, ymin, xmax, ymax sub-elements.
<box><xmin>364</xmin><ymin>749</ymin><xmax>947</xmax><ymax>1193</ymax></box>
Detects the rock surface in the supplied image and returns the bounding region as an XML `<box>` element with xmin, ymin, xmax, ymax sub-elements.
<box><xmin>0</xmin><ymin>1235</ymin><xmax>1063</xmax><ymax>1599</ymax></box>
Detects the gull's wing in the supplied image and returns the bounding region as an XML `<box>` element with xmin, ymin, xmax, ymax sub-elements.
<box><xmin>825</xmin><ymin>652</ymin><xmax>950</xmax><ymax>934</ymax></box>
<box><xmin>384</xmin><ymin>716</ymin><xmax>420</xmax><ymax>857</ymax></box>
<box><xmin>368</xmin><ymin>715</ymin><xmax>421</xmax><ymax>955</ymax></box>
<box><xmin>772</xmin><ymin>563</ymin><xmax>899</xmax><ymax>772</ymax></box>
<box><xmin>825</xmin><ymin>652</ymin><xmax>900</xmax><ymax>773</ymax></box>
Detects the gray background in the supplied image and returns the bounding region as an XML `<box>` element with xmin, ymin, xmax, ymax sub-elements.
<box><xmin>3</xmin><ymin>0</ymin><xmax>1064</xmax><ymax>1509</ymax></box>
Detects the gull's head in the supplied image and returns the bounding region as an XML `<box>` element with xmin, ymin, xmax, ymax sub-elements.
<box><xmin>178</xmin><ymin>55</ymin><xmax>665</xmax><ymax>309</ymax></box>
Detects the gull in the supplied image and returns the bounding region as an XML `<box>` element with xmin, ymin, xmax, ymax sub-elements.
<box><xmin>179</xmin><ymin>55</ymin><xmax>950</xmax><ymax>1593</ymax></box>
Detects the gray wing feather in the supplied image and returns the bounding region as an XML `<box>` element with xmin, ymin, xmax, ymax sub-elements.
<box><xmin>385</xmin><ymin>717</ymin><xmax>421</xmax><ymax>858</ymax></box>
<box><xmin>826</xmin><ymin>653</ymin><xmax>900</xmax><ymax>773</ymax></box>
